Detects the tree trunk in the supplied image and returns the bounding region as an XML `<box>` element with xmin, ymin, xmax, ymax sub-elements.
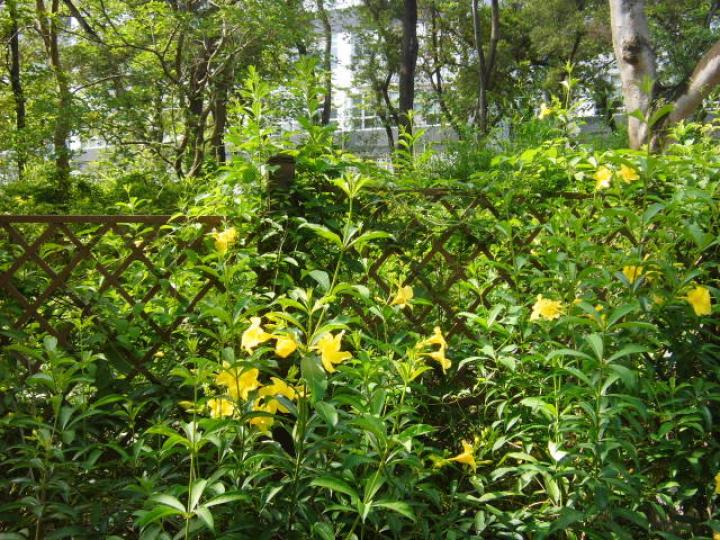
<box><xmin>608</xmin><ymin>0</ymin><xmax>655</xmax><ymax>149</ymax></box>
<box><xmin>316</xmin><ymin>0</ymin><xmax>332</xmax><ymax>125</ymax></box>
<box><xmin>36</xmin><ymin>0</ymin><xmax>72</xmax><ymax>198</ymax></box>
<box><xmin>211</xmin><ymin>82</ymin><xmax>229</xmax><ymax>165</ymax></box>
<box><xmin>398</xmin><ymin>0</ymin><xmax>418</xmax><ymax>137</ymax></box>
<box><xmin>471</xmin><ymin>0</ymin><xmax>499</xmax><ymax>133</ymax></box>
<box><xmin>7</xmin><ymin>0</ymin><xmax>26</xmax><ymax>178</ymax></box>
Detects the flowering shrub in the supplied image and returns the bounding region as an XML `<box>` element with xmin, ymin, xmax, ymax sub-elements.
<box><xmin>1</xmin><ymin>118</ymin><xmax>719</xmax><ymax>539</ymax></box>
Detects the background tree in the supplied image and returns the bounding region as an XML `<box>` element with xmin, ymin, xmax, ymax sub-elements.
<box><xmin>609</xmin><ymin>0</ymin><xmax>720</xmax><ymax>148</ymax></box>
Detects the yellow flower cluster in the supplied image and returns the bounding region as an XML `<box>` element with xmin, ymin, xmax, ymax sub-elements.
<box><xmin>538</xmin><ymin>103</ymin><xmax>553</xmax><ymax>120</ymax></box>
<box><xmin>204</xmin><ymin>317</ymin><xmax>304</xmax><ymax>430</ymax></box>
<box><xmin>211</xmin><ymin>227</ymin><xmax>238</xmax><ymax>254</ymax></box>
<box><xmin>593</xmin><ymin>164</ymin><xmax>639</xmax><ymax>191</ymax></box>
<box><xmin>212</xmin><ymin>366</ymin><xmax>298</xmax><ymax>432</ymax></box>
<box><xmin>623</xmin><ymin>265</ymin><xmax>644</xmax><ymax>284</ymax></box>
<box><xmin>530</xmin><ymin>295</ymin><xmax>563</xmax><ymax>321</ymax></box>
<box><xmin>241</xmin><ymin>317</ymin><xmax>298</xmax><ymax>358</ymax></box>
<box><xmin>417</xmin><ymin>326</ymin><xmax>451</xmax><ymax>373</ymax></box>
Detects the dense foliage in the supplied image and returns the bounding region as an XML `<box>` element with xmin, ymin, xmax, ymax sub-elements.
<box><xmin>2</xmin><ymin>1</ymin><xmax>720</xmax><ymax>538</ymax></box>
<box><xmin>1</xmin><ymin>89</ymin><xmax>719</xmax><ymax>538</ymax></box>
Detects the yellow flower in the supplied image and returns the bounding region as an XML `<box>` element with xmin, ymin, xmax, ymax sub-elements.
<box><xmin>619</xmin><ymin>164</ymin><xmax>639</xmax><ymax>183</ymax></box>
<box><xmin>212</xmin><ymin>227</ymin><xmax>237</xmax><ymax>254</ymax></box>
<box><xmin>216</xmin><ymin>367</ymin><xmax>260</xmax><ymax>401</ymax></box>
<box><xmin>241</xmin><ymin>317</ymin><xmax>274</xmax><ymax>353</ymax></box>
<box><xmin>207</xmin><ymin>398</ymin><xmax>234</xmax><ymax>418</ymax></box>
<box><xmin>428</xmin><ymin>347</ymin><xmax>451</xmax><ymax>373</ymax></box>
<box><xmin>686</xmin><ymin>286</ymin><xmax>712</xmax><ymax>316</ymax></box>
<box><xmin>312</xmin><ymin>332</ymin><xmax>352</xmax><ymax>373</ymax></box>
<box><xmin>249</xmin><ymin>402</ymin><xmax>275</xmax><ymax>432</ymax></box>
<box><xmin>623</xmin><ymin>265</ymin><xmax>643</xmax><ymax>284</ymax></box>
<box><xmin>390</xmin><ymin>285</ymin><xmax>414</xmax><ymax>309</ymax></box>
<box><xmin>538</xmin><ymin>103</ymin><xmax>553</xmax><ymax>119</ymax></box>
<box><xmin>421</xmin><ymin>326</ymin><xmax>447</xmax><ymax>349</ymax></box>
<box><xmin>594</xmin><ymin>167</ymin><xmax>612</xmax><ymax>191</ymax></box>
<box><xmin>274</xmin><ymin>334</ymin><xmax>298</xmax><ymax>358</ymax></box>
<box><xmin>258</xmin><ymin>377</ymin><xmax>297</xmax><ymax>413</ymax></box>
<box><xmin>715</xmin><ymin>472</ymin><xmax>720</xmax><ymax>494</ymax></box>
<box><xmin>713</xmin><ymin>532</ymin><xmax>720</xmax><ymax>540</ymax></box>
<box><xmin>448</xmin><ymin>440</ymin><xmax>476</xmax><ymax>471</ymax></box>
<box><xmin>153</xmin><ymin>350</ymin><xmax>165</xmax><ymax>358</ymax></box>
<box><xmin>530</xmin><ymin>295</ymin><xmax>564</xmax><ymax>321</ymax></box>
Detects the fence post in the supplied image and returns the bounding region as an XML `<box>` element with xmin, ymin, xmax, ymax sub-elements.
<box><xmin>256</xmin><ymin>154</ymin><xmax>297</xmax><ymax>288</ymax></box>
<box><xmin>266</xmin><ymin>153</ymin><xmax>296</xmax><ymax>211</ymax></box>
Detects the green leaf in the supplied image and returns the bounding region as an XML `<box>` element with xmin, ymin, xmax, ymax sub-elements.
<box><xmin>204</xmin><ymin>493</ymin><xmax>248</xmax><ymax>508</ymax></box>
<box><xmin>307</xmin><ymin>270</ymin><xmax>330</xmax><ymax>292</ymax></box>
<box><xmin>548</xmin><ymin>441</ymin><xmax>568</xmax><ymax>462</ymax></box>
<box><xmin>352</xmin><ymin>415</ymin><xmax>387</xmax><ymax>446</ymax></box>
<box><xmin>135</xmin><ymin>506</ymin><xmax>183</xmax><ymax>527</ymax></box>
<box><xmin>196</xmin><ymin>506</ymin><xmax>214</xmax><ymax>531</ymax></box>
<box><xmin>43</xmin><ymin>335</ymin><xmax>57</xmax><ymax>352</ymax></box>
<box><xmin>301</xmin><ymin>355</ymin><xmax>328</xmax><ymax>403</ymax></box>
<box><xmin>300</xmin><ymin>222</ymin><xmax>342</xmax><ymax>247</ymax></box>
<box><xmin>348</xmin><ymin>230</ymin><xmax>393</xmax><ymax>250</ymax></box>
<box><xmin>315</xmin><ymin>401</ymin><xmax>338</xmax><ymax>427</ymax></box>
<box><xmin>312</xmin><ymin>522</ymin><xmax>336</xmax><ymax>540</ymax></box>
<box><xmin>549</xmin><ymin>507</ymin><xmax>585</xmax><ymax>533</ymax></box>
<box><xmin>585</xmin><ymin>333</ymin><xmax>603</xmax><ymax>362</ymax></box>
<box><xmin>609</xmin><ymin>364</ymin><xmax>637</xmax><ymax>388</ymax></box>
<box><xmin>546</xmin><ymin>349</ymin><xmax>592</xmax><ymax>361</ymax></box>
<box><xmin>642</xmin><ymin>203</ymin><xmax>664</xmax><ymax>224</ymax></box>
<box><xmin>374</xmin><ymin>500</ymin><xmax>416</xmax><ymax>521</ymax></box>
<box><xmin>562</xmin><ymin>367</ymin><xmax>593</xmax><ymax>386</ymax></box>
<box><xmin>311</xmin><ymin>476</ymin><xmax>360</xmax><ymax>501</ymax></box>
<box><xmin>520</xmin><ymin>397</ymin><xmax>557</xmax><ymax>421</ymax></box>
<box><xmin>190</xmin><ymin>479</ymin><xmax>207</xmax><ymax>510</ymax></box>
<box><xmin>545</xmin><ymin>476</ymin><xmax>561</xmax><ymax>504</ymax></box>
<box><xmin>607</xmin><ymin>344</ymin><xmax>648</xmax><ymax>363</ymax></box>
<box><xmin>150</xmin><ymin>494</ymin><xmax>186</xmax><ymax>513</ymax></box>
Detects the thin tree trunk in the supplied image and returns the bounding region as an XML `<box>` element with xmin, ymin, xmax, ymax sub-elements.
<box><xmin>398</xmin><ymin>0</ymin><xmax>418</xmax><ymax>137</ymax></box>
<box><xmin>211</xmin><ymin>82</ymin><xmax>229</xmax><ymax>165</ymax></box>
<box><xmin>316</xmin><ymin>0</ymin><xmax>332</xmax><ymax>125</ymax></box>
<box><xmin>7</xmin><ymin>0</ymin><xmax>26</xmax><ymax>178</ymax></box>
<box><xmin>428</xmin><ymin>5</ymin><xmax>462</xmax><ymax>137</ymax></box>
<box><xmin>36</xmin><ymin>0</ymin><xmax>72</xmax><ymax>198</ymax></box>
<box><xmin>471</xmin><ymin>0</ymin><xmax>499</xmax><ymax>133</ymax></box>
<box><xmin>608</xmin><ymin>0</ymin><xmax>655</xmax><ymax>149</ymax></box>
<box><xmin>373</xmin><ymin>75</ymin><xmax>396</xmax><ymax>150</ymax></box>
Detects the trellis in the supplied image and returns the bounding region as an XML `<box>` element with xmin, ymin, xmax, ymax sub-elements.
<box><xmin>0</xmin><ymin>190</ymin><xmax>636</xmax><ymax>375</ymax></box>
<box><xmin>0</xmin><ymin>215</ymin><xmax>222</xmax><ymax>381</ymax></box>
<box><xmin>357</xmin><ymin>188</ymin><xmax>633</xmax><ymax>340</ymax></box>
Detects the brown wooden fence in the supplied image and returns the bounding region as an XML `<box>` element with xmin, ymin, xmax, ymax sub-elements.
<box><xmin>0</xmin><ymin>189</ymin><xmax>634</xmax><ymax>377</ymax></box>
<box><xmin>0</xmin><ymin>215</ymin><xmax>223</xmax><ymax>381</ymax></box>
<box><xmin>354</xmin><ymin>187</ymin><xmax>624</xmax><ymax>340</ymax></box>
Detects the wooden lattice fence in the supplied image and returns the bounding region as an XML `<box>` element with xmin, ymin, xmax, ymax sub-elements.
<box><xmin>0</xmin><ymin>189</ymin><xmax>634</xmax><ymax>376</ymax></box>
<box><xmin>354</xmin><ymin>187</ymin><xmax>633</xmax><ymax>340</ymax></box>
<box><xmin>0</xmin><ymin>215</ymin><xmax>223</xmax><ymax>382</ymax></box>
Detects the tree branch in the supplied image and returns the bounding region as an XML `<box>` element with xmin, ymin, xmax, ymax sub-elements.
<box><xmin>666</xmin><ymin>39</ymin><xmax>720</xmax><ymax>125</ymax></box>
